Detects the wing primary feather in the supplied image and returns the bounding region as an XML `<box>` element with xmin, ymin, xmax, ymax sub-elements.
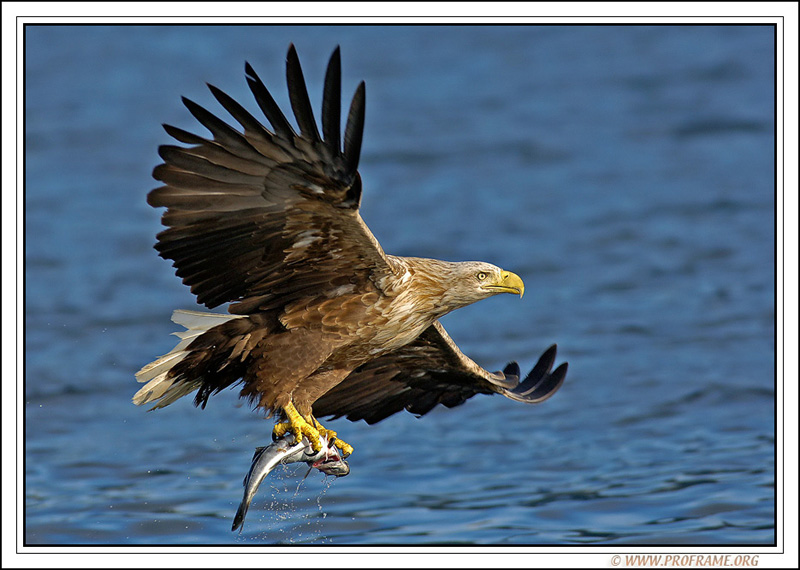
<box><xmin>162</xmin><ymin>123</ymin><xmax>207</xmax><ymax>145</ymax></box>
<box><xmin>530</xmin><ymin>362</ymin><xmax>567</xmax><ymax>401</ymax></box>
<box><xmin>502</xmin><ymin>361</ymin><xmax>521</xmax><ymax>381</ymax></box>
<box><xmin>504</xmin><ymin>346</ymin><xmax>566</xmax><ymax>403</ymax></box>
<box><xmin>206</xmin><ymin>83</ymin><xmax>271</xmax><ymax>139</ymax></box>
<box><xmin>526</xmin><ymin>344</ymin><xmax>557</xmax><ymax>385</ymax></box>
<box><xmin>285</xmin><ymin>44</ymin><xmax>321</xmax><ymax>143</ymax></box>
<box><xmin>321</xmin><ymin>46</ymin><xmax>342</xmax><ymax>154</ymax></box>
<box><xmin>516</xmin><ymin>363</ymin><xmax>567</xmax><ymax>403</ymax></box>
<box><xmin>244</xmin><ymin>61</ymin><xmax>295</xmax><ymax>139</ymax></box>
<box><xmin>180</xmin><ymin>97</ymin><xmax>251</xmax><ymax>152</ymax></box>
<box><xmin>343</xmin><ymin>81</ymin><xmax>366</xmax><ymax>175</ymax></box>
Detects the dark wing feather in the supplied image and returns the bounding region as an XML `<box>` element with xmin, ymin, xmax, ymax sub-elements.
<box><xmin>285</xmin><ymin>44</ymin><xmax>321</xmax><ymax>143</ymax></box>
<box><xmin>343</xmin><ymin>81</ymin><xmax>366</xmax><ymax>175</ymax></box>
<box><xmin>244</xmin><ymin>61</ymin><xmax>295</xmax><ymax>139</ymax></box>
<box><xmin>321</xmin><ymin>47</ymin><xmax>342</xmax><ymax>154</ymax></box>
<box><xmin>313</xmin><ymin>321</ymin><xmax>567</xmax><ymax>424</ymax></box>
<box><xmin>149</xmin><ymin>46</ymin><xmax>394</xmax><ymax>313</ymax></box>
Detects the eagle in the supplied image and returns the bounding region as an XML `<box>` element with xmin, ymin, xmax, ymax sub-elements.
<box><xmin>134</xmin><ymin>45</ymin><xmax>567</xmax><ymax>458</ymax></box>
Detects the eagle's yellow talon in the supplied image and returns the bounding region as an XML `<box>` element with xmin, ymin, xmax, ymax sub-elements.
<box><xmin>273</xmin><ymin>403</ymin><xmax>322</xmax><ymax>452</ymax></box>
<box><xmin>312</xmin><ymin>421</ymin><xmax>353</xmax><ymax>458</ymax></box>
<box><xmin>335</xmin><ymin>439</ymin><xmax>354</xmax><ymax>458</ymax></box>
<box><xmin>271</xmin><ymin>405</ymin><xmax>352</xmax><ymax>457</ymax></box>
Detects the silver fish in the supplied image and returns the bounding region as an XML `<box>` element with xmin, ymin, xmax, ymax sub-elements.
<box><xmin>232</xmin><ymin>433</ymin><xmax>350</xmax><ymax>532</ymax></box>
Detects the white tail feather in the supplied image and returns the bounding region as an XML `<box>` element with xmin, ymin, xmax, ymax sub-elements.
<box><xmin>133</xmin><ymin>310</ymin><xmax>244</xmax><ymax>408</ymax></box>
<box><xmin>171</xmin><ymin>309</ymin><xmax>239</xmax><ymax>329</ymax></box>
<box><xmin>135</xmin><ymin>350</ymin><xmax>187</xmax><ymax>383</ymax></box>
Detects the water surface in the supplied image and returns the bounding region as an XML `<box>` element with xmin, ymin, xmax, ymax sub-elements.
<box><xmin>24</xmin><ymin>24</ymin><xmax>775</xmax><ymax>545</ymax></box>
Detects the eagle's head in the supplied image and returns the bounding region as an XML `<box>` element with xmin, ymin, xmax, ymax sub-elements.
<box><xmin>435</xmin><ymin>260</ymin><xmax>525</xmax><ymax>312</ymax></box>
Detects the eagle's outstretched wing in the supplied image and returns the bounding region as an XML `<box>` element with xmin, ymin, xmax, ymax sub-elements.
<box><xmin>313</xmin><ymin>321</ymin><xmax>567</xmax><ymax>424</ymax></box>
<box><xmin>149</xmin><ymin>44</ymin><xmax>395</xmax><ymax>314</ymax></box>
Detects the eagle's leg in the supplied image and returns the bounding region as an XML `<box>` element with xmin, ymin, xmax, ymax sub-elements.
<box><xmin>272</xmin><ymin>402</ymin><xmax>323</xmax><ymax>453</ymax></box>
<box><xmin>310</xmin><ymin>416</ymin><xmax>354</xmax><ymax>458</ymax></box>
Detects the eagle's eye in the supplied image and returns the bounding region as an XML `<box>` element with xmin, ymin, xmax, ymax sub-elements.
<box><xmin>477</xmin><ymin>272</ymin><xmax>487</xmax><ymax>281</ymax></box>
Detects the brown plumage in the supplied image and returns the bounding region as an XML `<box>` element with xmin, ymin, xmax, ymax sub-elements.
<box><xmin>135</xmin><ymin>45</ymin><xmax>567</xmax><ymax>453</ymax></box>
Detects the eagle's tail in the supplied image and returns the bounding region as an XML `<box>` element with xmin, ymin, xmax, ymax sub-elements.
<box><xmin>133</xmin><ymin>310</ymin><xmax>247</xmax><ymax>409</ymax></box>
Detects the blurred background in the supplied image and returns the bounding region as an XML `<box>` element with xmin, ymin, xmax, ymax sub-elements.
<box><xmin>24</xmin><ymin>25</ymin><xmax>775</xmax><ymax>545</ymax></box>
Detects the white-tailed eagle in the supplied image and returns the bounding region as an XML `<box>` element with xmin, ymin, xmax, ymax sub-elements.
<box><xmin>135</xmin><ymin>45</ymin><xmax>567</xmax><ymax>457</ymax></box>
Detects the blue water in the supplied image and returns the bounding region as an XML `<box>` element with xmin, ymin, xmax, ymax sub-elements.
<box><xmin>24</xmin><ymin>25</ymin><xmax>775</xmax><ymax>545</ymax></box>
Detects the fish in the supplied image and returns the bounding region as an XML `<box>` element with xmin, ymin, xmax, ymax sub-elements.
<box><xmin>232</xmin><ymin>432</ymin><xmax>350</xmax><ymax>532</ymax></box>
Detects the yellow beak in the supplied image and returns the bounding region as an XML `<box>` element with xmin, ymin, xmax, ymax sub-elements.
<box><xmin>484</xmin><ymin>270</ymin><xmax>525</xmax><ymax>298</ymax></box>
